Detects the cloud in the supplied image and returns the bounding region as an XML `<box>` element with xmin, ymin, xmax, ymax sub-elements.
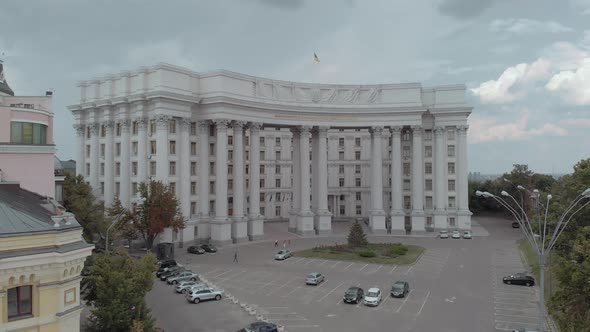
<box><xmin>436</xmin><ymin>0</ymin><xmax>497</xmax><ymax>19</ymax></box>
<box><xmin>545</xmin><ymin>58</ymin><xmax>590</xmax><ymax>105</ymax></box>
<box><xmin>470</xmin><ymin>58</ymin><xmax>550</xmax><ymax>103</ymax></box>
<box><xmin>490</xmin><ymin>18</ymin><xmax>573</xmax><ymax>34</ymax></box>
<box><xmin>468</xmin><ymin>109</ymin><xmax>568</xmax><ymax>143</ymax></box>
<box><xmin>559</xmin><ymin>117</ymin><xmax>590</xmax><ymax>128</ymax></box>
<box><xmin>570</xmin><ymin>0</ymin><xmax>590</xmax><ymax>14</ymax></box>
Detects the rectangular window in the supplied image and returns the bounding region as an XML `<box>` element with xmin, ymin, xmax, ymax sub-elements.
<box><xmin>356</xmin><ymin>205</ymin><xmax>362</xmax><ymax>215</ymax></box>
<box><xmin>276</xmin><ymin>192</ymin><xmax>281</xmax><ymax>202</ymax></box>
<box><xmin>275</xmin><ymin>179</ymin><xmax>281</xmax><ymax>188</ymax></box>
<box><xmin>191</xmin><ymin>182</ymin><xmax>196</xmax><ymax>195</ymax></box>
<box><xmin>209</xmin><ymin>143</ymin><xmax>215</xmax><ymax>156</ymax></box>
<box><xmin>150</xmin><ymin>120</ymin><xmax>156</xmax><ymax>135</ymax></box>
<box><xmin>191</xmin><ymin>142</ymin><xmax>197</xmax><ymax>155</ymax></box>
<box><xmin>275</xmin><ymin>165</ymin><xmax>281</xmax><ymax>174</ymax></box>
<box><xmin>447</xmin><ymin>128</ymin><xmax>455</xmax><ymax>140</ymax></box>
<box><xmin>210</xmin><ymin>162</ymin><xmax>215</xmax><ymax>175</ymax></box>
<box><xmin>260</xmin><ymin>136</ymin><xmax>265</xmax><ymax>145</ymax></box>
<box><xmin>403</xmin><ymin>163</ymin><xmax>411</xmax><ymax>176</ymax></box>
<box><xmin>228</xmin><ymin>150</ymin><xmax>233</xmax><ymax>161</ymax></box>
<box><xmin>448</xmin><ymin>196</ymin><xmax>456</xmax><ymax>208</ymax></box>
<box><xmin>260</xmin><ymin>179</ymin><xmax>265</xmax><ymax>188</ymax></box>
<box><xmin>448</xmin><ymin>145</ymin><xmax>455</xmax><ymax>157</ymax></box>
<box><xmin>245</xmin><ymin>136</ymin><xmax>250</xmax><ymax>146</ymax></box>
<box><xmin>339</xmin><ymin>137</ymin><xmax>345</xmax><ymax>147</ymax></box>
<box><xmin>132</xmin><ymin>142</ymin><xmax>138</xmax><ymax>156</ymax></box>
<box><xmin>355</xmin><ymin>151</ymin><xmax>361</xmax><ymax>160</ymax></box>
<box><xmin>402</xmin><ymin>146</ymin><xmax>410</xmax><ymax>158</ymax></box>
<box><xmin>425</xmin><ymin>145</ymin><xmax>432</xmax><ymax>158</ymax></box>
<box><xmin>209</xmin><ymin>124</ymin><xmax>215</xmax><ymax>137</ymax></box>
<box><xmin>246</xmin><ymin>150</ymin><xmax>249</xmax><ymax>160</ymax></box>
<box><xmin>260</xmin><ymin>165</ymin><xmax>265</xmax><ymax>174</ymax></box>
<box><xmin>355</xmin><ymin>137</ymin><xmax>361</xmax><ymax>147</ymax></box>
<box><xmin>448</xmin><ymin>162</ymin><xmax>455</xmax><ymax>174</ymax></box>
<box><xmin>169</xmin><ymin>161</ymin><xmax>176</xmax><ymax>176</ymax></box>
<box><xmin>424</xmin><ymin>130</ymin><xmax>432</xmax><ymax>141</ymax></box>
<box><xmin>355</xmin><ymin>165</ymin><xmax>361</xmax><ymax>174</ymax></box>
<box><xmin>210</xmin><ymin>182</ymin><xmax>215</xmax><ymax>194</ymax></box>
<box><xmin>339</xmin><ymin>165</ymin><xmax>345</xmax><ymax>174</ymax></box>
<box><xmin>101</xmin><ymin>125</ymin><xmax>106</xmax><ymax>137</ymax></box>
<box><xmin>190</xmin><ymin>122</ymin><xmax>197</xmax><ymax>135</ymax></box>
<box><xmin>275</xmin><ymin>151</ymin><xmax>281</xmax><ymax>160</ymax></box>
<box><xmin>339</xmin><ymin>151</ymin><xmax>344</xmax><ymax>160</ymax></box>
<box><xmin>260</xmin><ymin>193</ymin><xmax>265</xmax><ymax>202</ymax></box>
<box><xmin>87</xmin><ymin>127</ymin><xmax>91</xmax><ymax>138</ymax></box>
<box><xmin>132</xmin><ymin>182</ymin><xmax>138</xmax><ymax>195</ymax></box>
<box><xmin>339</xmin><ymin>178</ymin><xmax>345</xmax><ymax>187</ymax></box>
<box><xmin>275</xmin><ymin>137</ymin><xmax>281</xmax><ymax>146</ymax></box>
<box><xmin>245</xmin><ymin>165</ymin><xmax>249</xmax><ymax>175</ymax></box>
<box><xmin>260</xmin><ymin>207</ymin><xmax>265</xmax><ymax>216</ymax></box>
<box><xmin>425</xmin><ymin>196</ymin><xmax>433</xmax><ymax>209</ymax></box>
<box><xmin>150</xmin><ymin>161</ymin><xmax>156</xmax><ymax>175</ymax></box>
<box><xmin>132</xmin><ymin>121</ymin><xmax>138</xmax><ymax>135</ymax></box>
<box><xmin>403</xmin><ymin>179</ymin><xmax>411</xmax><ymax>191</ymax></box>
<box><xmin>402</xmin><ymin>131</ymin><xmax>410</xmax><ymax>141</ymax></box>
<box><xmin>100</xmin><ymin>144</ymin><xmax>105</xmax><ymax>158</ymax></box>
<box><xmin>339</xmin><ymin>205</ymin><xmax>345</xmax><ymax>215</ymax></box>
<box><xmin>191</xmin><ymin>202</ymin><xmax>196</xmax><ymax>215</ymax></box>
<box><xmin>100</xmin><ymin>182</ymin><xmax>105</xmax><ymax>195</ymax></box>
<box><xmin>115</xmin><ymin>182</ymin><xmax>120</xmax><ymax>196</ymax></box>
<box><xmin>449</xmin><ymin>217</ymin><xmax>456</xmax><ymax>226</ymax></box>
<box><xmin>356</xmin><ymin>192</ymin><xmax>361</xmax><ymax>200</ymax></box>
<box><xmin>228</xmin><ymin>165</ymin><xmax>233</xmax><ymax>175</ymax></box>
<box><xmin>355</xmin><ymin>178</ymin><xmax>361</xmax><ymax>187</ymax></box>
<box><xmin>169</xmin><ymin>141</ymin><xmax>176</xmax><ymax>155</ymax></box>
<box><xmin>448</xmin><ymin>180</ymin><xmax>456</xmax><ymax>191</ymax></box>
<box><xmin>260</xmin><ymin>151</ymin><xmax>265</xmax><ymax>160</ymax></box>
<box><xmin>115</xmin><ymin>162</ymin><xmax>120</xmax><ymax>176</ymax></box>
<box><xmin>7</xmin><ymin>285</ymin><xmax>32</xmax><ymax>319</ymax></box>
<box><xmin>150</xmin><ymin>141</ymin><xmax>156</xmax><ymax>154</ymax></box>
<box><xmin>116</xmin><ymin>123</ymin><xmax>121</xmax><ymax>136</ymax></box>
<box><xmin>425</xmin><ymin>163</ymin><xmax>432</xmax><ymax>174</ymax></box>
<box><xmin>86</xmin><ymin>145</ymin><xmax>91</xmax><ymax>158</ymax></box>
<box><xmin>86</xmin><ymin>163</ymin><xmax>90</xmax><ymax>176</ymax></box>
<box><xmin>427</xmin><ymin>216</ymin><xmax>433</xmax><ymax>225</ymax></box>
<box><xmin>132</xmin><ymin>162</ymin><xmax>138</xmax><ymax>176</ymax></box>
<box><xmin>228</xmin><ymin>179</ymin><xmax>233</xmax><ymax>190</ymax></box>
<box><xmin>425</xmin><ymin>179</ymin><xmax>433</xmax><ymax>191</ymax></box>
<box><xmin>275</xmin><ymin>205</ymin><xmax>281</xmax><ymax>217</ymax></box>
<box><xmin>404</xmin><ymin>196</ymin><xmax>411</xmax><ymax>209</ymax></box>
<box><xmin>228</xmin><ymin>135</ymin><xmax>233</xmax><ymax>145</ymax></box>
<box><xmin>100</xmin><ymin>163</ymin><xmax>105</xmax><ymax>176</ymax></box>
<box><xmin>115</xmin><ymin>142</ymin><xmax>121</xmax><ymax>156</ymax></box>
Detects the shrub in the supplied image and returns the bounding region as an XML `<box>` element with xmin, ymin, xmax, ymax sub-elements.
<box><xmin>392</xmin><ymin>245</ymin><xmax>408</xmax><ymax>256</ymax></box>
<box><xmin>358</xmin><ymin>250</ymin><xmax>376</xmax><ymax>258</ymax></box>
<box><xmin>347</xmin><ymin>221</ymin><xmax>368</xmax><ymax>248</ymax></box>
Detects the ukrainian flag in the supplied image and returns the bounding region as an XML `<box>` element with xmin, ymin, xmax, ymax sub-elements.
<box><xmin>314</xmin><ymin>53</ymin><xmax>320</xmax><ymax>63</ymax></box>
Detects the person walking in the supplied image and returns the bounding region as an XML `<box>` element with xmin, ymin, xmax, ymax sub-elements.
<box><xmin>288</xmin><ymin>239</ymin><xmax>291</xmax><ymax>247</ymax></box>
<box><xmin>233</xmin><ymin>251</ymin><xmax>238</xmax><ymax>263</ymax></box>
<box><xmin>283</xmin><ymin>240</ymin><xmax>286</xmax><ymax>248</ymax></box>
<box><xmin>274</xmin><ymin>240</ymin><xmax>278</xmax><ymax>247</ymax></box>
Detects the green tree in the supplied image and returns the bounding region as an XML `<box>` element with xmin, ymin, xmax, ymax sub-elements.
<box><xmin>82</xmin><ymin>251</ymin><xmax>157</xmax><ymax>332</ymax></box>
<box><xmin>133</xmin><ymin>181</ymin><xmax>185</xmax><ymax>250</ymax></box>
<box><xmin>347</xmin><ymin>221</ymin><xmax>368</xmax><ymax>248</ymax></box>
<box><xmin>106</xmin><ymin>197</ymin><xmax>138</xmax><ymax>249</ymax></box>
<box><xmin>63</xmin><ymin>173</ymin><xmax>106</xmax><ymax>242</ymax></box>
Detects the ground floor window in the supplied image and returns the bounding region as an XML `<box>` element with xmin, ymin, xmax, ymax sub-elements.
<box><xmin>8</xmin><ymin>285</ymin><xmax>32</xmax><ymax>320</ymax></box>
<box><xmin>356</xmin><ymin>205</ymin><xmax>362</xmax><ymax>215</ymax></box>
<box><xmin>339</xmin><ymin>205</ymin><xmax>345</xmax><ymax>215</ymax></box>
<box><xmin>449</xmin><ymin>217</ymin><xmax>456</xmax><ymax>226</ymax></box>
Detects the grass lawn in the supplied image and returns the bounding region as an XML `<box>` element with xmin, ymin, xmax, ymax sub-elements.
<box><xmin>294</xmin><ymin>243</ymin><xmax>425</xmax><ymax>265</ymax></box>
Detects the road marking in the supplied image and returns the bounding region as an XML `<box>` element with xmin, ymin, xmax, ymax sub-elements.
<box><xmin>253</xmin><ymin>279</ymin><xmax>277</xmax><ymax>294</ymax></box>
<box><xmin>359</xmin><ymin>264</ymin><xmax>369</xmax><ymax>272</ymax></box>
<box><xmin>343</xmin><ymin>263</ymin><xmax>354</xmax><ymax>270</ymax></box>
<box><xmin>494</xmin><ymin>312</ymin><xmax>539</xmax><ymax>319</ymax></box>
<box><xmin>212</xmin><ymin>270</ymin><xmax>233</xmax><ymax>278</ymax></box>
<box><xmin>285</xmin><ymin>286</ymin><xmax>302</xmax><ymax>296</ymax></box>
<box><xmin>217</xmin><ymin>270</ymin><xmax>247</xmax><ymax>282</ymax></box>
<box><xmin>331</xmin><ymin>261</ymin><xmax>341</xmax><ymax>268</ymax></box>
<box><xmin>389</xmin><ymin>265</ymin><xmax>397</xmax><ymax>273</ymax></box>
<box><xmin>266</xmin><ymin>277</ymin><xmax>299</xmax><ymax>296</ymax></box>
<box><xmin>373</xmin><ymin>265</ymin><xmax>383</xmax><ymax>273</ymax></box>
<box><xmin>396</xmin><ymin>290</ymin><xmax>413</xmax><ymax>313</ymax></box>
<box><xmin>416</xmin><ymin>290</ymin><xmax>430</xmax><ymax>316</ymax></box>
<box><xmin>203</xmin><ymin>268</ymin><xmax>221</xmax><ymax>276</ymax></box>
<box><xmin>292</xmin><ymin>257</ymin><xmax>305</xmax><ymax>264</ymax></box>
<box><xmin>317</xmin><ymin>282</ymin><xmax>344</xmax><ymax>302</ymax></box>
<box><xmin>305</xmin><ymin>259</ymin><xmax>317</xmax><ymax>265</ymax></box>
<box><xmin>494</xmin><ymin>319</ymin><xmax>540</xmax><ymax>325</ymax></box>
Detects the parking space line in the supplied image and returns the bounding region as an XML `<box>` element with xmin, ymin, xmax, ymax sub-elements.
<box><xmin>343</xmin><ymin>263</ymin><xmax>354</xmax><ymax>270</ymax></box>
<box><xmin>389</xmin><ymin>265</ymin><xmax>397</xmax><ymax>273</ymax></box>
<box><xmin>359</xmin><ymin>264</ymin><xmax>369</xmax><ymax>272</ymax></box>
<box><xmin>212</xmin><ymin>270</ymin><xmax>233</xmax><ymax>278</ymax></box>
<box><xmin>416</xmin><ymin>290</ymin><xmax>430</xmax><ymax>316</ymax></box>
<box><xmin>331</xmin><ymin>261</ymin><xmax>341</xmax><ymax>269</ymax></box>
<box><xmin>253</xmin><ymin>279</ymin><xmax>278</xmax><ymax>294</ymax></box>
<box><xmin>292</xmin><ymin>257</ymin><xmax>305</xmax><ymax>264</ymax></box>
<box><xmin>266</xmin><ymin>277</ymin><xmax>299</xmax><ymax>296</ymax></box>
<box><xmin>202</xmin><ymin>268</ymin><xmax>221</xmax><ymax>276</ymax></box>
<box><xmin>217</xmin><ymin>270</ymin><xmax>247</xmax><ymax>282</ymax></box>
<box><xmin>373</xmin><ymin>265</ymin><xmax>383</xmax><ymax>273</ymax></box>
<box><xmin>285</xmin><ymin>286</ymin><xmax>303</xmax><ymax>296</ymax></box>
<box><xmin>494</xmin><ymin>319</ymin><xmax>540</xmax><ymax>325</ymax></box>
<box><xmin>317</xmin><ymin>282</ymin><xmax>344</xmax><ymax>302</ymax></box>
<box><xmin>304</xmin><ymin>259</ymin><xmax>317</xmax><ymax>265</ymax></box>
<box><xmin>396</xmin><ymin>289</ymin><xmax>413</xmax><ymax>313</ymax></box>
<box><xmin>494</xmin><ymin>312</ymin><xmax>539</xmax><ymax>319</ymax></box>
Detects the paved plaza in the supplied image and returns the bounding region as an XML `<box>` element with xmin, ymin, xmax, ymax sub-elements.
<box><xmin>147</xmin><ymin>216</ymin><xmax>544</xmax><ymax>332</ymax></box>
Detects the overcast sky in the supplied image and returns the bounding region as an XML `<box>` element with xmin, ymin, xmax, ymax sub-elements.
<box><xmin>1</xmin><ymin>0</ymin><xmax>589</xmax><ymax>174</ymax></box>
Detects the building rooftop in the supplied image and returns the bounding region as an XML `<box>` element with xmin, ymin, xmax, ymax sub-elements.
<box><xmin>0</xmin><ymin>182</ymin><xmax>81</xmax><ymax>237</ymax></box>
<box><xmin>0</xmin><ymin>62</ymin><xmax>15</xmax><ymax>97</ymax></box>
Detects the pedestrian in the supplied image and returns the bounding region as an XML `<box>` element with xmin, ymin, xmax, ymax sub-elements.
<box><xmin>234</xmin><ymin>251</ymin><xmax>238</xmax><ymax>263</ymax></box>
<box><xmin>274</xmin><ymin>240</ymin><xmax>278</xmax><ymax>247</ymax></box>
<box><xmin>288</xmin><ymin>239</ymin><xmax>291</xmax><ymax>247</ymax></box>
<box><xmin>283</xmin><ymin>240</ymin><xmax>286</xmax><ymax>248</ymax></box>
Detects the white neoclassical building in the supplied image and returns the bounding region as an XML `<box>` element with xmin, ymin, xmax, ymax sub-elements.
<box><xmin>69</xmin><ymin>63</ymin><xmax>472</xmax><ymax>245</ymax></box>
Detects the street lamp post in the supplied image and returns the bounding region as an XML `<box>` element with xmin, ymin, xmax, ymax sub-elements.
<box><xmin>476</xmin><ymin>188</ymin><xmax>590</xmax><ymax>332</ymax></box>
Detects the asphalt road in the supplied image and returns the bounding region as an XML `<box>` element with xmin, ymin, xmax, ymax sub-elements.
<box><xmin>146</xmin><ymin>216</ymin><xmax>543</xmax><ymax>332</ymax></box>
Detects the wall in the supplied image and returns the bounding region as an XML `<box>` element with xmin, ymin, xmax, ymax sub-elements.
<box><xmin>0</xmin><ymin>153</ymin><xmax>54</xmax><ymax>198</ymax></box>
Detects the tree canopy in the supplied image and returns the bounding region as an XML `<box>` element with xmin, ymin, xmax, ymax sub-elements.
<box><xmin>63</xmin><ymin>173</ymin><xmax>106</xmax><ymax>242</ymax></box>
<box><xmin>347</xmin><ymin>221</ymin><xmax>368</xmax><ymax>248</ymax></box>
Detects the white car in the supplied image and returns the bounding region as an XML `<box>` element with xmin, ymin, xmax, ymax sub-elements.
<box><xmin>185</xmin><ymin>287</ymin><xmax>224</xmax><ymax>304</ymax></box>
<box><xmin>463</xmin><ymin>231</ymin><xmax>472</xmax><ymax>239</ymax></box>
<box><xmin>175</xmin><ymin>280</ymin><xmax>204</xmax><ymax>294</ymax></box>
<box><xmin>439</xmin><ymin>230</ymin><xmax>449</xmax><ymax>239</ymax></box>
<box><xmin>363</xmin><ymin>287</ymin><xmax>382</xmax><ymax>307</ymax></box>
<box><xmin>451</xmin><ymin>230</ymin><xmax>461</xmax><ymax>239</ymax></box>
<box><xmin>166</xmin><ymin>271</ymin><xmax>199</xmax><ymax>284</ymax></box>
<box><xmin>274</xmin><ymin>249</ymin><xmax>292</xmax><ymax>260</ymax></box>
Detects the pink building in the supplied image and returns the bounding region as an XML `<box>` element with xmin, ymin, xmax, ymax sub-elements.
<box><xmin>0</xmin><ymin>61</ymin><xmax>55</xmax><ymax>198</ymax></box>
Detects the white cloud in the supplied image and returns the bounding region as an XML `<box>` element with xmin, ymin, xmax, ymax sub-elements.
<box><xmin>468</xmin><ymin>109</ymin><xmax>568</xmax><ymax>143</ymax></box>
<box><xmin>546</xmin><ymin>58</ymin><xmax>590</xmax><ymax>105</ymax></box>
<box><xmin>559</xmin><ymin>117</ymin><xmax>590</xmax><ymax>128</ymax></box>
<box><xmin>490</xmin><ymin>18</ymin><xmax>573</xmax><ymax>34</ymax></box>
<box><xmin>570</xmin><ymin>0</ymin><xmax>590</xmax><ymax>14</ymax></box>
<box><xmin>470</xmin><ymin>58</ymin><xmax>550</xmax><ymax>103</ymax></box>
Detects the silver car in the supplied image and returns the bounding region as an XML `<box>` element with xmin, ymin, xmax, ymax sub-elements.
<box><xmin>274</xmin><ymin>249</ymin><xmax>292</xmax><ymax>260</ymax></box>
<box><xmin>185</xmin><ymin>287</ymin><xmax>224</xmax><ymax>303</ymax></box>
<box><xmin>166</xmin><ymin>271</ymin><xmax>199</xmax><ymax>284</ymax></box>
<box><xmin>175</xmin><ymin>281</ymin><xmax>203</xmax><ymax>294</ymax></box>
<box><xmin>305</xmin><ymin>272</ymin><xmax>325</xmax><ymax>286</ymax></box>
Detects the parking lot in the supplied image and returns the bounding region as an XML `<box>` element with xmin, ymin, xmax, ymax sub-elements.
<box><xmin>146</xmin><ymin>216</ymin><xmax>545</xmax><ymax>332</ymax></box>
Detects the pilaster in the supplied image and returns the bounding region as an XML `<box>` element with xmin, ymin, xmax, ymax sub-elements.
<box><xmin>297</xmin><ymin>125</ymin><xmax>315</xmax><ymax>236</ymax></box>
<box><xmin>248</xmin><ymin>122</ymin><xmax>264</xmax><ymax>241</ymax></box>
<box><xmin>433</xmin><ymin>126</ymin><xmax>447</xmax><ymax>230</ymax></box>
<box><xmin>119</xmin><ymin>118</ymin><xmax>132</xmax><ymax>208</ymax></box>
<box><xmin>389</xmin><ymin>126</ymin><xmax>405</xmax><ymax>234</ymax></box>
<box><xmin>154</xmin><ymin>114</ymin><xmax>169</xmax><ymax>183</ymax></box>
<box><xmin>411</xmin><ymin>125</ymin><xmax>425</xmax><ymax>232</ymax></box>
<box><xmin>232</xmin><ymin>121</ymin><xmax>248</xmax><ymax>242</ymax></box>
<box><xmin>314</xmin><ymin>126</ymin><xmax>332</xmax><ymax>234</ymax></box>
<box><xmin>289</xmin><ymin>127</ymin><xmax>301</xmax><ymax>233</ymax></box>
<box><xmin>211</xmin><ymin>119</ymin><xmax>232</xmax><ymax>245</ymax></box>
<box><xmin>136</xmin><ymin>117</ymin><xmax>149</xmax><ymax>184</ymax></box>
<box><xmin>103</xmin><ymin>120</ymin><xmax>115</xmax><ymax>206</ymax></box>
<box><xmin>369</xmin><ymin>126</ymin><xmax>387</xmax><ymax>234</ymax></box>
<box><xmin>197</xmin><ymin>120</ymin><xmax>211</xmax><ymax>240</ymax></box>
<box><xmin>89</xmin><ymin>122</ymin><xmax>100</xmax><ymax>190</ymax></box>
<box><xmin>73</xmin><ymin>124</ymin><xmax>85</xmax><ymax>177</ymax></box>
<box><xmin>457</xmin><ymin>125</ymin><xmax>472</xmax><ymax>230</ymax></box>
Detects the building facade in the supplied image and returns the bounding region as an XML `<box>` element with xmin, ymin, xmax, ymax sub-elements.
<box><xmin>69</xmin><ymin>63</ymin><xmax>473</xmax><ymax>245</ymax></box>
<box><xmin>0</xmin><ymin>61</ymin><xmax>56</xmax><ymax>198</ymax></box>
<box><xmin>0</xmin><ymin>181</ymin><xmax>94</xmax><ymax>332</ymax></box>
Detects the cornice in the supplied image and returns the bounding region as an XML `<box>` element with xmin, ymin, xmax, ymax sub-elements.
<box><xmin>0</xmin><ymin>144</ymin><xmax>56</xmax><ymax>154</ymax></box>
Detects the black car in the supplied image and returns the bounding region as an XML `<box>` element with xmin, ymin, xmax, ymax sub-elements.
<box><xmin>187</xmin><ymin>246</ymin><xmax>205</xmax><ymax>254</ymax></box>
<box><xmin>503</xmin><ymin>273</ymin><xmax>535</xmax><ymax>287</ymax></box>
<box><xmin>201</xmin><ymin>244</ymin><xmax>217</xmax><ymax>253</ymax></box>
<box><xmin>157</xmin><ymin>259</ymin><xmax>177</xmax><ymax>269</ymax></box>
<box><xmin>160</xmin><ymin>269</ymin><xmax>186</xmax><ymax>281</ymax></box>
<box><xmin>237</xmin><ymin>322</ymin><xmax>278</xmax><ymax>332</ymax></box>
<box><xmin>156</xmin><ymin>265</ymin><xmax>183</xmax><ymax>278</ymax></box>
<box><xmin>343</xmin><ymin>286</ymin><xmax>364</xmax><ymax>304</ymax></box>
<box><xmin>512</xmin><ymin>222</ymin><xmax>520</xmax><ymax>228</ymax></box>
<box><xmin>390</xmin><ymin>280</ymin><xmax>410</xmax><ymax>298</ymax></box>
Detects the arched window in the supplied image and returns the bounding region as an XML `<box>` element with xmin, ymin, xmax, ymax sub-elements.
<box><xmin>10</xmin><ymin>122</ymin><xmax>47</xmax><ymax>144</ymax></box>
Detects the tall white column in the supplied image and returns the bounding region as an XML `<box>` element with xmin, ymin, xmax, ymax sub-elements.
<box><xmin>390</xmin><ymin>126</ymin><xmax>405</xmax><ymax>233</ymax></box>
<box><xmin>197</xmin><ymin>120</ymin><xmax>211</xmax><ymax>240</ymax></box>
<box><xmin>457</xmin><ymin>125</ymin><xmax>472</xmax><ymax>230</ymax></box>
<box><xmin>411</xmin><ymin>125</ymin><xmax>426</xmax><ymax>232</ymax></box>
<box><xmin>313</xmin><ymin>126</ymin><xmax>332</xmax><ymax>234</ymax></box>
<box><xmin>297</xmin><ymin>125</ymin><xmax>315</xmax><ymax>236</ymax></box>
<box><xmin>178</xmin><ymin>118</ymin><xmax>194</xmax><ymax>245</ymax></box>
<box><xmin>289</xmin><ymin>128</ymin><xmax>301</xmax><ymax>233</ymax></box>
<box><xmin>89</xmin><ymin>122</ymin><xmax>100</xmax><ymax>191</ymax></box>
<box><xmin>433</xmin><ymin>126</ymin><xmax>447</xmax><ymax>229</ymax></box>
<box><xmin>211</xmin><ymin>119</ymin><xmax>232</xmax><ymax>244</ymax></box>
<box><xmin>119</xmin><ymin>119</ymin><xmax>131</xmax><ymax>207</ymax></box>
<box><xmin>232</xmin><ymin>121</ymin><xmax>248</xmax><ymax>242</ymax></box>
<box><xmin>103</xmin><ymin>120</ymin><xmax>115</xmax><ymax>206</ymax></box>
<box><xmin>248</xmin><ymin>122</ymin><xmax>264</xmax><ymax>240</ymax></box>
<box><xmin>154</xmin><ymin>114</ymin><xmax>169</xmax><ymax>183</ymax></box>
<box><xmin>369</xmin><ymin>126</ymin><xmax>387</xmax><ymax>233</ymax></box>
<box><xmin>136</xmin><ymin>117</ymin><xmax>148</xmax><ymax>184</ymax></box>
<box><xmin>74</xmin><ymin>124</ymin><xmax>85</xmax><ymax>177</ymax></box>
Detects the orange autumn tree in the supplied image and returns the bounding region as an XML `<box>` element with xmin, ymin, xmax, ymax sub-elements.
<box><xmin>133</xmin><ymin>180</ymin><xmax>185</xmax><ymax>250</ymax></box>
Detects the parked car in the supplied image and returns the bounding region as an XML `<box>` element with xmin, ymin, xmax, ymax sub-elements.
<box><xmin>390</xmin><ymin>280</ymin><xmax>410</xmax><ymax>298</ymax></box>
<box><xmin>439</xmin><ymin>230</ymin><xmax>449</xmax><ymax>239</ymax></box>
<box><xmin>238</xmin><ymin>322</ymin><xmax>278</xmax><ymax>332</ymax></box>
<box><xmin>451</xmin><ymin>230</ymin><xmax>461</xmax><ymax>239</ymax></box>
<box><xmin>512</xmin><ymin>329</ymin><xmax>540</xmax><ymax>332</ymax></box>
<box><xmin>343</xmin><ymin>286</ymin><xmax>364</xmax><ymax>304</ymax></box>
<box><xmin>166</xmin><ymin>271</ymin><xmax>199</xmax><ymax>284</ymax></box>
<box><xmin>463</xmin><ymin>231</ymin><xmax>472</xmax><ymax>239</ymax></box>
<box><xmin>185</xmin><ymin>287</ymin><xmax>224</xmax><ymax>303</ymax></box>
<box><xmin>175</xmin><ymin>281</ymin><xmax>203</xmax><ymax>294</ymax></box>
<box><xmin>160</xmin><ymin>268</ymin><xmax>186</xmax><ymax>281</ymax></box>
<box><xmin>182</xmin><ymin>283</ymin><xmax>209</xmax><ymax>295</ymax></box>
<box><xmin>305</xmin><ymin>272</ymin><xmax>325</xmax><ymax>286</ymax></box>
<box><xmin>503</xmin><ymin>273</ymin><xmax>535</xmax><ymax>287</ymax></box>
<box><xmin>187</xmin><ymin>246</ymin><xmax>205</xmax><ymax>254</ymax></box>
<box><xmin>512</xmin><ymin>222</ymin><xmax>520</xmax><ymax>228</ymax></box>
<box><xmin>157</xmin><ymin>259</ymin><xmax>177</xmax><ymax>268</ymax></box>
<box><xmin>274</xmin><ymin>249</ymin><xmax>292</xmax><ymax>260</ymax></box>
<box><xmin>200</xmin><ymin>244</ymin><xmax>217</xmax><ymax>253</ymax></box>
<box><xmin>363</xmin><ymin>287</ymin><xmax>382</xmax><ymax>307</ymax></box>
<box><xmin>156</xmin><ymin>264</ymin><xmax>183</xmax><ymax>278</ymax></box>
